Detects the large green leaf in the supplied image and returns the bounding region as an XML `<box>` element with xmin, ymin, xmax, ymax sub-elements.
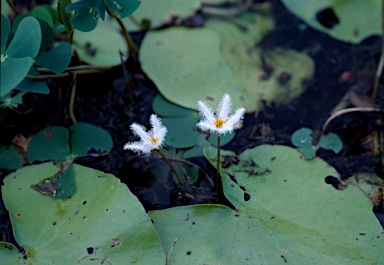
<box><xmin>72</xmin><ymin>22</ymin><xmax>127</xmax><ymax>66</ymax></box>
<box><xmin>16</xmin><ymin>66</ymin><xmax>50</xmax><ymax>94</ymax></box>
<box><xmin>150</xmin><ymin>145</ymin><xmax>384</xmax><ymax>264</ymax></box>
<box><xmin>1</xmin><ymin>163</ymin><xmax>166</xmax><ymax>264</ymax></box>
<box><xmin>280</xmin><ymin>0</ymin><xmax>381</xmax><ymax>43</ymax></box>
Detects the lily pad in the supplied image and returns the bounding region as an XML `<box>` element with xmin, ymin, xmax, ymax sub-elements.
<box><xmin>0</xmin><ymin>145</ymin><xmax>23</xmax><ymax>170</ymax></box>
<box><xmin>1</xmin><ymin>163</ymin><xmax>166</xmax><ymax>264</ymax></box>
<box><xmin>140</xmin><ymin>14</ymin><xmax>314</xmax><ymax>112</ymax></box>
<box><xmin>149</xmin><ymin>145</ymin><xmax>384</xmax><ymax>264</ymax></box>
<box><xmin>72</xmin><ymin>22</ymin><xmax>127</xmax><ymax>66</ymax></box>
<box><xmin>280</xmin><ymin>0</ymin><xmax>381</xmax><ymax>43</ymax></box>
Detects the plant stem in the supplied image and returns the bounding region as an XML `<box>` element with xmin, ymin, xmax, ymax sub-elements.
<box><xmin>107</xmin><ymin>8</ymin><xmax>138</xmax><ymax>55</ymax></box>
<box><xmin>6</xmin><ymin>0</ymin><xmax>20</xmax><ymax>14</ymax></box>
<box><xmin>216</xmin><ymin>135</ymin><xmax>221</xmax><ymax>188</ymax></box>
<box><xmin>69</xmin><ymin>78</ymin><xmax>77</xmax><ymax>124</ymax></box>
<box><xmin>119</xmin><ymin>50</ymin><xmax>135</xmax><ymax>104</ymax></box>
<box><xmin>156</xmin><ymin>150</ymin><xmax>185</xmax><ymax>187</ymax></box>
<box><xmin>26</xmin><ymin>69</ymin><xmax>105</xmax><ymax>80</ymax></box>
<box><xmin>372</xmin><ymin>0</ymin><xmax>384</xmax><ymax>99</ymax></box>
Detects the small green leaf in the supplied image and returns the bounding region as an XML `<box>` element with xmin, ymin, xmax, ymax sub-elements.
<box><xmin>318</xmin><ymin>133</ymin><xmax>343</xmax><ymax>154</ymax></box>
<box><xmin>57</xmin><ymin>0</ymin><xmax>73</xmax><ymax>33</ymax></box>
<box><xmin>70</xmin><ymin>122</ymin><xmax>113</xmax><ymax>158</ymax></box>
<box><xmin>0</xmin><ymin>145</ymin><xmax>23</xmax><ymax>170</ymax></box>
<box><xmin>6</xmin><ymin>17</ymin><xmax>41</xmax><ymax>59</ymax></box>
<box><xmin>31</xmin><ymin>6</ymin><xmax>53</xmax><ymax>27</ymax></box>
<box><xmin>27</xmin><ymin>126</ymin><xmax>71</xmax><ymax>163</ymax></box>
<box><xmin>66</xmin><ymin>0</ymin><xmax>106</xmax><ymax>32</ymax></box>
<box><xmin>0</xmin><ymin>56</ymin><xmax>32</xmax><ymax>97</ymax></box>
<box><xmin>1</xmin><ymin>14</ymin><xmax>10</xmax><ymax>54</ymax></box>
<box><xmin>37</xmin><ymin>18</ymin><xmax>55</xmax><ymax>52</ymax></box>
<box><xmin>291</xmin><ymin>128</ymin><xmax>317</xmax><ymax>159</ymax></box>
<box><xmin>34</xmin><ymin>43</ymin><xmax>72</xmax><ymax>74</ymax></box>
<box><xmin>17</xmin><ymin>66</ymin><xmax>50</xmax><ymax>94</ymax></box>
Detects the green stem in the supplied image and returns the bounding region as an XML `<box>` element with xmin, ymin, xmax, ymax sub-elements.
<box><xmin>26</xmin><ymin>69</ymin><xmax>105</xmax><ymax>80</ymax></box>
<box><xmin>69</xmin><ymin>78</ymin><xmax>77</xmax><ymax>124</ymax></box>
<box><xmin>216</xmin><ymin>135</ymin><xmax>221</xmax><ymax>188</ymax></box>
<box><xmin>6</xmin><ymin>0</ymin><xmax>20</xmax><ymax>14</ymax></box>
<box><xmin>119</xmin><ymin>50</ymin><xmax>135</xmax><ymax>105</ymax></box>
<box><xmin>107</xmin><ymin>8</ymin><xmax>138</xmax><ymax>54</ymax></box>
<box><xmin>157</xmin><ymin>150</ymin><xmax>185</xmax><ymax>187</ymax></box>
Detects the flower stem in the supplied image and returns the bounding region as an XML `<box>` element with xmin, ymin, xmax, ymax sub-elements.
<box><xmin>157</xmin><ymin>150</ymin><xmax>185</xmax><ymax>187</ymax></box>
<box><xmin>216</xmin><ymin>135</ymin><xmax>221</xmax><ymax>188</ymax></box>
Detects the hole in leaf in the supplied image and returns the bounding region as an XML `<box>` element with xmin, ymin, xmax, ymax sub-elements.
<box><xmin>324</xmin><ymin>176</ymin><xmax>347</xmax><ymax>190</ymax></box>
<box><xmin>244</xmin><ymin>193</ymin><xmax>251</xmax><ymax>201</ymax></box>
<box><xmin>82</xmin><ymin>200</ymin><xmax>87</xmax><ymax>205</ymax></box>
<box><xmin>186</xmin><ymin>251</ymin><xmax>191</xmax><ymax>255</ymax></box>
<box><xmin>87</xmin><ymin>247</ymin><xmax>94</xmax><ymax>254</ymax></box>
<box><xmin>316</xmin><ymin>8</ymin><xmax>339</xmax><ymax>29</ymax></box>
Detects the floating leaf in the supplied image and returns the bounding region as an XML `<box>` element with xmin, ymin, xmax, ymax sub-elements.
<box><xmin>72</xmin><ymin>22</ymin><xmax>126</xmax><ymax>66</ymax></box>
<box><xmin>1</xmin><ymin>163</ymin><xmax>166</xmax><ymax>264</ymax></box>
<box><xmin>27</xmin><ymin>126</ymin><xmax>71</xmax><ymax>163</ymax></box>
<box><xmin>34</xmin><ymin>43</ymin><xmax>72</xmax><ymax>74</ymax></box>
<box><xmin>0</xmin><ymin>56</ymin><xmax>32</xmax><ymax>97</ymax></box>
<box><xmin>16</xmin><ymin>66</ymin><xmax>50</xmax><ymax>94</ymax></box>
<box><xmin>291</xmin><ymin>127</ymin><xmax>316</xmax><ymax>159</ymax></box>
<box><xmin>1</xmin><ymin>14</ymin><xmax>10</xmax><ymax>54</ymax></box>
<box><xmin>150</xmin><ymin>145</ymin><xmax>384</xmax><ymax>264</ymax></box>
<box><xmin>70</xmin><ymin>122</ymin><xmax>113</xmax><ymax>158</ymax></box>
<box><xmin>0</xmin><ymin>145</ymin><xmax>23</xmax><ymax>170</ymax></box>
<box><xmin>280</xmin><ymin>0</ymin><xmax>381</xmax><ymax>43</ymax></box>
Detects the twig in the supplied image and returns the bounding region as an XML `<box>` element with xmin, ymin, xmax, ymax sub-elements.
<box><xmin>68</xmin><ymin>76</ymin><xmax>77</xmax><ymax>124</ymax></box>
<box><xmin>201</xmin><ymin>0</ymin><xmax>253</xmax><ymax>16</ymax></box>
<box><xmin>372</xmin><ymin>0</ymin><xmax>384</xmax><ymax>99</ymax></box>
<box><xmin>119</xmin><ymin>50</ymin><xmax>135</xmax><ymax>104</ymax></box>
<box><xmin>37</xmin><ymin>65</ymin><xmax>110</xmax><ymax>73</ymax></box>
<box><xmin>322</xmin><ymin>107</ymin><xmax>384</xmax><ymax>133</ymax></box>
<box><xmin>25</xmin><ymin>69</ymin><xmax>105</xmax><ymax>80</ymax></box>
<box><xmin>6</xmin><ymin>0</ymin><xmax>20</xmax><ymax>14</ymax></box>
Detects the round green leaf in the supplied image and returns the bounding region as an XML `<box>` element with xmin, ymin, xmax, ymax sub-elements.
<box><xmin>34</xmin><ymin>43</ymin><xmax>72</xmax><ymax>74</ymax></box>
<box><xmin>6</xmin><ymin>17</ymin><xmax>41</xmax><ymax>59</ymax></box>
<box><xmin>2</xmin><ymin>163</ymin><xmax>166</xmax><ymax>264</ymax></box>
<box><xmin>149</xmin><ymin>145</ymin><xmax>384</xmax><ymax>264</ymax></box>
<box><xmin>0</xmin><ymin>145</ymin><xmax>23</xmax><ymax>170</ymax></box>
<box><xmin>70</xmin><ymin>122</ymin><xmax>113</xmax><ymax>158</ymax></box>
<box><xmin>0</xmin><ymin>56</ymin><xmax>32</xmax><ymax>97</ymax></box>
<box><xmin>72</xmin><ymin>22</ymin><xmax>127</xmax><ymax>66</ymax></box>
<box><xmin>1</xmin><ymin>14</ymin><xmax>10</xmax><ymax>54</ymax></box>
<box><xmin>27</xmin><ymin>126</ymin><xmax>71</xmax><ymax>163</ymax></box>
<box><xmin>281</xmin><ymin>0</ymin><xmax>381</xmax><ymax>43</ymax></box>
<box><xmin>291</xmin><ymin>127</ymin><xmax>313</xmax><ymax>147</ymax></box>
<box><xmin>140</xmin><ymin>27</ymin><xmax>245</xmax><ymax>111</ymax></box>
<box><xmin>153</xmin><ymin>93</ymin><xmax>197</xmax><ymax>117</ymax></box>
<box><xmin>162</xmin><ymin>117</ymin><xmax>199</xmax><ymax>148</ymax></box>
<box><xmin>31</xmin><ymin>6</ymin><xmax>53</xmax><ymax>27</ymax></box>
<box><xmin>317</xmin><ymin>133</ymin><xmax>343</xmax><ymax>153</ymax></box>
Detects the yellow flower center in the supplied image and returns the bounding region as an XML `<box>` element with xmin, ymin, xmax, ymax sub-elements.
<box><xmin>214</xmin><ymin>118</ymin><xmax>226</xmax><ymax>128</ymax></box>
<box><xmin>149</xmin><ymin>137</ymin><xmax>158</xmax><ymax>144</ymax></box>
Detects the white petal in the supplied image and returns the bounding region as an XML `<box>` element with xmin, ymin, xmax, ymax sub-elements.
<box><xmin>225</xmin><ymin>108</ymin><xmax>245</xmax><ymax>129</ymax></box>
<box><xmin>217</xmin><ymin>93</ymin><xmax>231</xmax><ymax>119</ymax></box>
<box><xmin>197</xmin><ymin>121</ymin><xmax>219</xmax><ymax>133</ymax></box>
<box><xmin>123</xmin><ymin>141</ymin><xmax>152</xmax><ymax>155</ymax></box>
<box><xmin>197</xmin><ymin>101</ymin><xmax>216</xmax><ymax>122</ymax></box>
<box><xmin>130</xmin><ymin>123</ymin><xmax>151</xmax><ymax>144</ymax></box>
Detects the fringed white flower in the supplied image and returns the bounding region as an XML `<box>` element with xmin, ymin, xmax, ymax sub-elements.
<box><xmin>124</xmin><ymin>114</ymin><xmax>167</xmax><ymax>155</ymax></box>
<box><xmin>197</xmin><ymin>94</ymin><xmax>245</xmax><ymax>135</ymax></box>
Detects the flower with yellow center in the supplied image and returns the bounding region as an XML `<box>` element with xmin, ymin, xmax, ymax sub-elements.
<box><xmin>197</xmin><ymin>94</ymin><xmax>245</xmax><ymax>135</ymax></box>
<box><xmin>124</xmin><ymin>114</ymin><xmax>167</xmax><ymax>155</ymax></box>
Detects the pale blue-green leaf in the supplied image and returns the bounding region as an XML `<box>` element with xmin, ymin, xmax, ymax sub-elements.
<box><xmin>0</xmin><ymin>145</ymin><xmax>23</xmax><ymax>170</ymax></box>
<box><xmin>0</xmin><ymin>56</ymin><xmax>32</xmax><ymax>97</ymax></box>
<box><xmin>1</xmin><ymin>14</ymin><xmax>10</xmax><ymax>54</ymax></box>
<box><xmin>16</xmin><ymin>66</ymin><xmax>50</xmax><ymax>94</ymax></box>
<box><xmin>34</xmin><ymin>43</ymin><xmax>72</xmax><ymax>74</ymax></box>
<box><xmin>105</xmin><ymin>0</ymin><xmax>140</xmax><ymax>18</ymax></box>
<box><xmin>66</xmin><ymin>0</ymin><xmax>106</xmax><ymax>32</ymax></box>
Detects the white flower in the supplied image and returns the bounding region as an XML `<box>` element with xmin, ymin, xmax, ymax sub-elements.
<box><xmin>124</xmin><ymin>114</ymin><xmax>167</xmax><ymax>155</ymax></box>
<box><xmin>197</xmin><ymin>93</ymin><xmax>245</xmax><ymax>135</ymax></box>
